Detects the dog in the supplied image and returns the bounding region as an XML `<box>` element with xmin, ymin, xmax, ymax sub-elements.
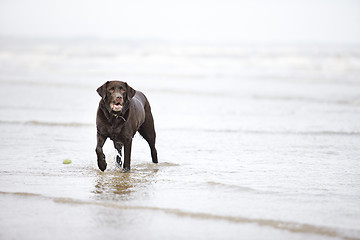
<box><xmin>95</xmin><ymin>81</ymin><xmax>158</xmax><ymax>172</ymax></box>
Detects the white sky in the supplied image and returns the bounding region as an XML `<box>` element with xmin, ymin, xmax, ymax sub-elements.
<box><xmin>0</xmin><ymin>0</ymin><xmax>360</xmax><ymax>45</ymax></box>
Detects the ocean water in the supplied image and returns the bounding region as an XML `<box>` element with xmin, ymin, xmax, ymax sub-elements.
<box><xmin>0</xmin><ymin>38</ymin><xmax>360</xmax><ymax>240</ymax></box>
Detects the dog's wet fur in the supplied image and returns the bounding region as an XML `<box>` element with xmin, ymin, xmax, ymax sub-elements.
<box><xmin>96</xmin><ymin>81</ymin><xmax>158</xmax><ymax>172</ymax></box>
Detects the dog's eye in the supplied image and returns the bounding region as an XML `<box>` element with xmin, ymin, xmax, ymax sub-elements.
<box><xmin>109</xmin><ymin>88</ymin><xmax>115</xmax><ymax>93</ymax></box>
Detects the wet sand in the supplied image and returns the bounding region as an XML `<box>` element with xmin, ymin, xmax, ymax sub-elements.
<box><xmin>0</xmin><ymin>38</ymin><xmax>360</xmax><ymax>240</ymax></box>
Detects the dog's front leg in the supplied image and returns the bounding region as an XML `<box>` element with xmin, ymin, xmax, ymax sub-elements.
<box><xmin>114</xmin><ymin>142</ymin><xmax>123</xmax><ymax>168</ymax></box>
<box><xmin>123</xmin><ymin>138</ymin><xmax>132</xmax><ymax>172</ymax></box>
<box><xmin>95</xmin><ymin>133</ymin><xmax>107</xmax><ymax>171</ymax></box>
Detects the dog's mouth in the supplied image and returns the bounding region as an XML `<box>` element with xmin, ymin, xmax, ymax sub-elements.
<box><xmin>110</xmin><ymin>102</ymin><xmax>123</xmax><ymax>112</ymax></box>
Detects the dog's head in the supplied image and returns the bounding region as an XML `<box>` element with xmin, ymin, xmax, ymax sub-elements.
<box><xmin>97</xmin><ymin>81</ymin><xmax>136</xmax><ymax>113</ymax></box>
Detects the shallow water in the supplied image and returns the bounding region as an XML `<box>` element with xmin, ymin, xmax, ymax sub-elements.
<box><xmin>0</xmin><ymin>38</ymin><xmax>360</xmax><ymax>240</ymax></box>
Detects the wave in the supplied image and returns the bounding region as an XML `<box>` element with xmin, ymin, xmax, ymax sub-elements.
<box><xmin>2</xmin><ymin>120</ymin><xmax>358</xmax><ymax>136</ymax></box>
<box><xmin>0</xmin><ymin>79</ymin><xmax>96</xmax><ymax>90</ymax></box>
<box><xmin>0</xmin><ymin>120</ymin><xmax>93</xmax><ymax>128</ymax></box>
<box><xmin>133</xmin><ymin>88</ymin><xmax>360</xmax><ymax>106</ymax></box>
<box><xmin>240</xmin><ymin>130</ymin><xmax>360</xmax><ymax>136</ymax></box>
<box><xmin>1</xmin><ymin>191</ymin><xmax>359</xmax><ymax>239</ymax></box>
<box><xmin>2</xmin><ymin>79</ymin><xmax>359</xmax><ymax>107</ymax></box>
<box><xmin>206</xmin><ymin>181</ymin><xmax>257</xmax><ymax>192</ymax></box>
<box><xmin>164</xmin><ymin>127</ymin><xmax>360</xmax><ymax>136</ymax></box>
<box><xmin>134</xmin><ymin>162</ymin><xmax>180</xmax><ymax>168</ymax></box>
<box><xmin>251</xmin><ymin>94</ymin><xmax>360</xmax><ymax>106</ymax></box>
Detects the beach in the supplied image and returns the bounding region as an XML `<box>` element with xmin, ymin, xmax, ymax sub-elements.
<box><xmin>0</xmin><ymin>37</ymin><xmax>360</xmax><ymax>239</ymax></box>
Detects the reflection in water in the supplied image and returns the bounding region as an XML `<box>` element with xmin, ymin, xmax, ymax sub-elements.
<box><xmin>92</xmin><ymin>163</ymin><xmax>159</xmax><ymax>201</ymax></box>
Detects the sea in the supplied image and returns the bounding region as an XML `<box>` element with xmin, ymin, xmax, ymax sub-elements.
<box><xmin>0</xmin><ymin>37</ymin><xmax>360</xmax><ymax>240</ymax></box>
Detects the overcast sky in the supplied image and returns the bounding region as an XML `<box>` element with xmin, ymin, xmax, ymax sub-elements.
<box><xmin>0</xmin><ymin>0</ymin><xmax>359</xmax><ymax>45</ymax></box>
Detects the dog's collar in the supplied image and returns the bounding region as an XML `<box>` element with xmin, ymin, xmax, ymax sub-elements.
<box><xmin>112</xmin><ymin>113</ymin><xmax>126</xmax><ymax>122</ymax></box>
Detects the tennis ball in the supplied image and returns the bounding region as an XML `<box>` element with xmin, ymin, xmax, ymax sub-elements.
<box><xmin>63</xmin><ymin>159</ymin><xmax>72</xmax><ymax>164</ymax></box>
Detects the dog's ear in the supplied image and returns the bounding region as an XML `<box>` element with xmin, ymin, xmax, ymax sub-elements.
<box><xmin>97</xmin><ymin>81</ymin><xmax>109</xmax><ymax>100</ymax></box>
<box><xmin>125</xmin><ymin>82</ymin><xmax>136</xmax><ymax>100</ymax></box>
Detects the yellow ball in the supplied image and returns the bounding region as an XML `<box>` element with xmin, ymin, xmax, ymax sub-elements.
<box><xmin>63</xmin><ymin>159</ymin><xmax>72</xmax><ymax>164</ymax></box>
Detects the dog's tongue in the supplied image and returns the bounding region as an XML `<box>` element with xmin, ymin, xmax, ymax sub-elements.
<box><xmin>110</xmin><ymin>103</ymin><xmax>122</xmax><ymax>111</ymax></box>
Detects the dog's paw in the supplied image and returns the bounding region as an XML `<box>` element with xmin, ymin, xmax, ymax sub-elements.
<box><xmin>97</xmin><ymin>160</ymin><xmax>107</xmax><ymax>172</ymax></box>
<box><xmin>122</xmin><ymin>167</ymin><xmax>130</xmax><ymax>173</ymax></box>
<box><xmin>116</xmin><ymin>155</ymin><xmax>122</xmax><ymax>168</ymax></box>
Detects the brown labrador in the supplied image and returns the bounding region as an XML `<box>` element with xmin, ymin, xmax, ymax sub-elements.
<box><xmin>95</xmin><ymin>81</ymin><xmax>158</xmax><ymax>172</ymax></box>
